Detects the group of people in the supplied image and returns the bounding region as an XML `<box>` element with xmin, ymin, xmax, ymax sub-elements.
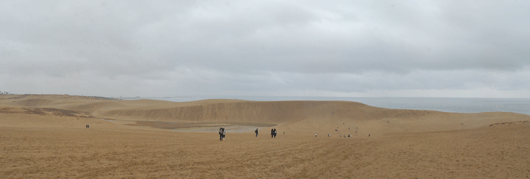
<box><xmin>219</xmin><ymin>128</ymin><xmax>279</xmax><ymax>141</ymax></box>
<box><xmin>270</xmin><ymin>128</ymin><xmax>277</xmax><ymax>138</ymax></box>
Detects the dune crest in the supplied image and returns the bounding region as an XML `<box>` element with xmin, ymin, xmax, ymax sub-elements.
<box><xmin>2</xmin><ymin>95</ymin><xmax>529</xmax><ymax>134</ymax></box>
<box><xmin>2</xmin><ymin>95</ymin><xmax>530</xmax><ymax>178</ymax></box>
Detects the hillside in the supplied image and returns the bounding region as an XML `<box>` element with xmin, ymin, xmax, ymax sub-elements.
<box><xmin>2</xmin><ymin>94</ymin><xmax>529</xmax><ymax>135</ymax></box>
<box><xmin>2</xmin><ymin>94</ymin><xmax>530</xmax><ymax>178</ymax></box>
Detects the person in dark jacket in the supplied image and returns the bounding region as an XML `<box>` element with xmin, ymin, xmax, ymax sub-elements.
<box><xmin>271</xmin><ymin>128</ymin><xmax>274</xmax><ymax>138</ymax></box>
<box><xmin>219</xmin><ymin>127</ymin><xmax>225</xmax><ymax>141</ymax></box>
<box><xmin>255</xmin><ymin>128</ymin><xmax>258</xmax><ymax>137</ymax></box>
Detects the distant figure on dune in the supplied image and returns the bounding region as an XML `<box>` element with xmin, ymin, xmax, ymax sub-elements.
<box><xmin>368</xmin><ymin>134</ymin><xmax>370</xmax><ymax>137</ymax></box>
<box><xmin>273</xmin><ymin>129</ymin><xmax>277</xmax><ymax>138</ymax></box>
<box><xmin>315</xmin><ymin>133</ymin><xmax>317</xmax><ymax>137</ymax></box>
<box><xmin>86</xmin><ymin>124</ymin><xmax>89</xmax><ymax>128</ymax></box>
<box><xmin>255</xmin><ymin>128</ymin><xmax>258</xmax><ymax>137</ymax></box>
<box><xmin>219</xmin><ymin>127</ymin><xmax>225</xmax><ymax>141</ymax></box>
<box><xmin>328</xmin><ymin>134</ymin><xmax>330</xmax><ymax>137</ymax></box>
<box><xmin>271</xmin><ymin>129</ymin><xmax>274</xmax><ymax>138</ymax></box>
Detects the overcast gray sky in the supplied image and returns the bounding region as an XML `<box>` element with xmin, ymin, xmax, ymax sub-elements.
<box><xmin>1</xmin><ymin>0</ymin><xmax>529</xmax><ymax>98</ymax></box>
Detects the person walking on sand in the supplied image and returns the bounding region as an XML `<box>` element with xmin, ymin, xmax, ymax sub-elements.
<box><xmin>222</xmin><ymin>128</ymin><xmax>226</xmax><ymax>140</ymax></box>
<box><xmin>219</xmin><ymin>127</ymin><xmax>225</xmax><ymax>141</ymax></box>
<box><xmin>271</xmin><ymin>128</ymin><xmax>274</xmax><ymax>138</ymax></box>
<box><xmin>255</xmin><ymin>128</ymin><xmax>258</xmax><ymax>137</ymax></box>
<box><xmin>273</xmin><ymin>129</ymin><xmax>277</xmax><ymax>138</ymax></box>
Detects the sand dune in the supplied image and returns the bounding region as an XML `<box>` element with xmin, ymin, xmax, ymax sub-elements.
<box><xmin>1</xmin><ymin>94</ymin><xmax>529</xmax><ymax>178</ymax></box>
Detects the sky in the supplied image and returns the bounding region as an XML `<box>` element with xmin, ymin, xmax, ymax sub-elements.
<box><xmin>1</xmin><ymin>0</ymin><xmax>529</xmax><ymax>98</ymax></box>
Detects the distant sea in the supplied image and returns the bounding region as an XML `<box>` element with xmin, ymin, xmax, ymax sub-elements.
<box><xmin>129</xmin><ymin>96</ymin><xmax>530</xmax><ymax>116</ymax></box>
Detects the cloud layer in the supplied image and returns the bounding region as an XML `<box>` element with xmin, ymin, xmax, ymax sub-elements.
<box><xmin>1</xmin><ymin>0</ymin><xmax>529</xmax><ymax>97</ymax></box>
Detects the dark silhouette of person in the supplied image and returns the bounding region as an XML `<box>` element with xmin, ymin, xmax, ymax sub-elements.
<box><xmin>219</xmin><ymin>127</ymin><xmax>225</xmax><ymax>141</ymax></box>
<box><xmin>271</xmin><ymin>128</ymin><xmax>274</xmax><ymax>138</ymax></box>
<box><xmin>273</xmin><ymin>129</ymin><xmax>277</xmax><ymax>138</ymax></box>
<box><xmin>255</xmin><ymin>128</ymin><xmax>258</xmax><ymax>137</ymax></box>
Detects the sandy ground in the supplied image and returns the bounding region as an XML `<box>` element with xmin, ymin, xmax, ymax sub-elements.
<box><xmin>1</xmin><ymin>95</ymin><xmax>529</xmax><ymax>178</ymax></box>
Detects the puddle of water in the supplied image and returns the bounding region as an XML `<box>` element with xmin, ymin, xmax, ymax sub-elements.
<box><xmin>121</xmin><ymin>120</ymin><xmax>276</xmax><ymax>133</ymax></box>
<box><xmin>174</xmin><ymin>126</ymin><xmax>262</xmax><ymax>133</ymax></box>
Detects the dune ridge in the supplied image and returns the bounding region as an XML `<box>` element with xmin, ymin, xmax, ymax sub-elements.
<box><xmin>2</xmin><ymin>95</ymin><xmax>529</xmax><ymax>135</ymax></box>
<box><xmin>1</xmin><ymin>94</ymin><xmax>530</xmax><ymax>178</ymax></box>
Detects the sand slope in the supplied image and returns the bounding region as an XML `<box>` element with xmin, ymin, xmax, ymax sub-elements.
<box><xmin>1</xmin><ymin>95</ymin><xmax>529</xmax><ymax>178</ymax></box>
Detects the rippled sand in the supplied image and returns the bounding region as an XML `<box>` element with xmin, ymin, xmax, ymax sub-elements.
<box><xmin>1</xmin><ymin>95</ymin><xmax>529</xmax><ymax>178</ymax></box>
